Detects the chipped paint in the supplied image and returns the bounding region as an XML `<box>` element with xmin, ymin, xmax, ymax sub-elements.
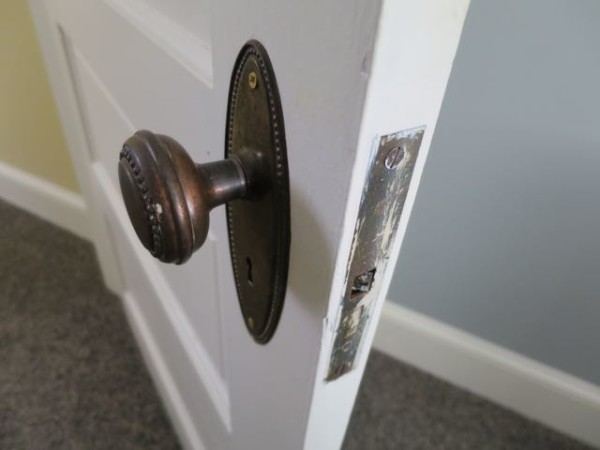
<box><xmin>154</xmin><ymin>203</ymin><xmax>163</xmax><ymax>221</ymax></box>
<box><xmin>326</xmin><ymin>126</ymin><xmax>426</xmax><ymax>381</ymax></box>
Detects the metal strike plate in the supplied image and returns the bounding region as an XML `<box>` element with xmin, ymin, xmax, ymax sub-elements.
<box><xmin>225</xmin><ymin>41</ymin><xmax>291</xmax><ymax>344</ymax></box>
<box><xmin>326</xmin><ymin>127</ymin><xmax>426</xmax><ymax>380</ymax></box>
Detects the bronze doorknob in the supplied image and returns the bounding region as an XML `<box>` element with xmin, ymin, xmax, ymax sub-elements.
<box><xmin>117</xmin><ymin>41</ymin><xmax>290</xmax><ymax>343</ymax></box>
<box><xmin>118</xmin><ymin>130</ymin><xmax>266</xmax><ymax>264</ymax></box>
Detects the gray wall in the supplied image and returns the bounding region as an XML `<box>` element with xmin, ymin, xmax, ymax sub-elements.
<box><xmin>388</xmin><ymin>0</ymin><xmax>600</xmax><ymax>385</ymax></box>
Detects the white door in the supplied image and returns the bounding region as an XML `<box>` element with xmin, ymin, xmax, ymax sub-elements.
<box><xmin>29</xmin><ymin>0</ymin><xmax>469</xmax><ymax>448</ymax></box>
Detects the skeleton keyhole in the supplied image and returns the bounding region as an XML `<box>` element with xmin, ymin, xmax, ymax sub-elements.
<box><xmin>246</xmin><ymin>257</ymin><xmax>254</xmax><ymax>286</ymax></box>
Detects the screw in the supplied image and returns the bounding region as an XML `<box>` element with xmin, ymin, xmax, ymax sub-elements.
<box><xmin>248</xmin><ymin>72</ymin><xmax>258</xmax><ymax>89</ymax></box>
<box><xmin>384</xmin><ymin>145</ymin><xmax>405</xmax><ymax>169</ymax></box>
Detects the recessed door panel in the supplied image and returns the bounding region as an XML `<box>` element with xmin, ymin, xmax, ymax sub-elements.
<box><xmin>56</xmin><ymin>16</ymin><xmax>227</xmax><ymax>383</ymax></box>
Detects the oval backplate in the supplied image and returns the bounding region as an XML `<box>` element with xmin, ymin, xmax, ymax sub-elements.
<box><xmin>225</xmin><ymin>40</ymin><xmax>290</xmax><ymax>344</ymax></box>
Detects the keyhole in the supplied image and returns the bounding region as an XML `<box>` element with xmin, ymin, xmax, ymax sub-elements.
<box><xmin>246</xmin><ymin>257</ymin><xmax>253</xmax><ymax>286</ymax></box>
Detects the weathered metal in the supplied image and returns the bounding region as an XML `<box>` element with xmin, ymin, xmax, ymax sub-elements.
<box><xmin>225</xmin><ymin>40</ymin><xmax>290</xmax><ymax>344</ymax></box>
<box><xmin>326</xmin><ymin>127</ymin><xmax>426</xmax><ymax>381</ymax></box>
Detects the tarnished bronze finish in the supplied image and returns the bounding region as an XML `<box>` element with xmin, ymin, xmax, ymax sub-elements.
<box><xmin>118</xmin><ymin>130</ymin><xmax>251</xmax><ymax>264</ymax></box>
<box><xmin>225</xmin><ymin>40</ymin><xmax>290</xmax><ymax>344</ymax></box>
<box><xmin>117</xmin><ymin>40</ymin><xmax>290</xmax><ymax>343</ymax></box>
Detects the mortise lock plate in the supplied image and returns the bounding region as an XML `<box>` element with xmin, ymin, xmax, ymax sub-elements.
<box><xmin>117</xmin><ymin>40</ymin><xmax>290</xmax><ymax>344</ymax></box>
<box><xmin>326</xmin><ymin>127</ymin><xmax>426</xmax><ymax>380</ymax></box>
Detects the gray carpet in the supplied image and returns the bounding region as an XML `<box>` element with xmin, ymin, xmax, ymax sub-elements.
<box><xmin>0</xmin><ymin>200</ymin><xmax>180</xmax><ymax>449</ymax></box>
<box><xmin>0</xmin><ymin>199</ymin><xmax>593</xmax><ymax>450</ymax></box>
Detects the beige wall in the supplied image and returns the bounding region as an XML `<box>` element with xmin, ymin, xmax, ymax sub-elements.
<box><xmin>0</xmin><ymin>1</ymin><xmax>80</xmax><ymax>193</ymax></box>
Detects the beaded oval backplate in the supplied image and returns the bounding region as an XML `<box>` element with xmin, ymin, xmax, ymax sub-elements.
<box><xmin>225</xmin><ymin>40</ymin><xmax>290</xmax><ymax>344</ymax></box>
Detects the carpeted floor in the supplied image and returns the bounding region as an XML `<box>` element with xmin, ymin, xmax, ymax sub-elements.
<box><xmin>0</xmin><ymin>198</ymin><xmax>594</xmax><ymax>450</ymax></box>
<box><xmin>344</xmin><ymin>351</ymin><xmax>593</xmax><ymax>449</ymax></box>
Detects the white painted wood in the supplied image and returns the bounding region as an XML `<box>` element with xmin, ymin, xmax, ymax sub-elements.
<box><xmin>0</xmin><ymin>161</ymin><xmax>90</xmax><ymax>240</ymax></box>
<box><xmin>97</xmin><ymin>177</ymin><xmax>230</xmax><ymax>449</ymax></box>
<box><xmin>137</xmin><ymin>0</ymin><xmax>211</xmax><ymax>43</ymax></box>
<box><xmin>104</xmin><ymin>0</ymin><xmax>213</xmax><ymax>84</ymax></box>
<box><xmin>121</xmin><ymin>291</ymin><xmax>207</xmax><ymax>450</ymax></box>
<box><xmin>374</xmin><ymin>301</ymin><xmax>600</xmax><ymax>448</ymax></box>
<box><xmin>30</xmin><ymin>0</ymin><xmax>469</xmax><ymax>448</ymax></box>
<box><xmin>27</xmin><ymin>0</ymin><xmax>124</xmax><ymax>294</ymax></box>
<box><xmin>304</xmin><ymin>1</ymin><xmax>470</xmax><ymax>448</ymax></box>
<box><xmin>64</xmin><ymin>23</ymin><xmax>227</xmax><ymax>384</ymax></box>
<box><xmin>93</xmin><ymin>160</ymin><xmax>231</xmax><ymax>431</ymax></box>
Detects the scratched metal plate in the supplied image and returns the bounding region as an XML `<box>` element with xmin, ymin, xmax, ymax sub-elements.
<box><xmin>326</xmin><ymin>127</ymin><xmax>426</xmax><ymax>380</ymax></box>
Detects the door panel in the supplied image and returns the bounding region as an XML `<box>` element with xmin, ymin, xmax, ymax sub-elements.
<box><xmin>53</xmin><ymin>0</ymin><xmax>217</xmax><ymax>153</ymax></box>
<box><xmin>57</xmin><ymin>2</ymin><xmax>228</xmax><ymax>378</ymax></box>
<box><xmin>53</xmin><ymin>1</ymin><xmax>233</xmax><ymax>442</ymax></box>
<box><xmin>67</xmin><ymin>46</ymin><xmax>132</xmax><ymax>192</ymax></box>
<box><xmin>103</xmin><ymin>0</ymin><xmax>213</xmax><ymax>83</ymax></box>
<box><xmin>44</xmin><ymin>0</ymin><xmax>392</xmax><ymax>446</ymax></box>
<box><xmin>101</xmin><ymin>206</ymin><xmax>230</xmax><ymax>450</ymax></box>
<box><xmin>137</xmin><ymin>0</ymin><xmax>212</xmax><ymax>43</ymax></box>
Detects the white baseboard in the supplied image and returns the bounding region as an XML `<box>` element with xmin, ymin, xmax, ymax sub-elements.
<box><xmin>0</xmin><ymin>161</ymin><xmax>91</xmax><ymax>241</ymax></box>
<box><xmin>373</xmin><ymin>301</ymin><xmax>600</xmax><ymax>448</ymax></box>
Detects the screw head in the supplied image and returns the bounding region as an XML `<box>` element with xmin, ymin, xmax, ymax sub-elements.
<box><xmin>384</xmin><ymin>145</ymin><xmax>406</xmax><ymax>169</ymax></box>
<box><xmin>248</xmin><ymin>71</ymin><xmax>258</xmax><ymax>89</ymax></box>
